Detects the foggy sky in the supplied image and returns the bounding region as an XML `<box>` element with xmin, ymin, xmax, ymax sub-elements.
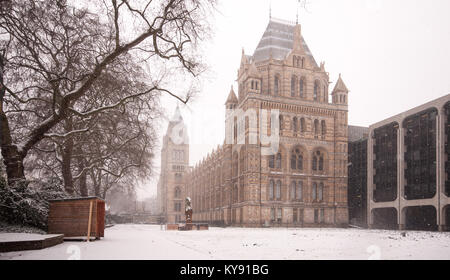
<box><xmin>136</xmin><ymin>0</ymin><xmax>450</xmax><ymax>199</ymax></box>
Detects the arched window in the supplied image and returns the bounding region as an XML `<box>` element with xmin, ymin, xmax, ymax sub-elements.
<box><xmin>269</xmin><ymin>155</ymin><xmax>275</xmax><ymax>168</ymax></box>
<box><xmin>318</xmin><ymin>182</ymin><xmax>324</xmax><ymax>201</ymax></box>
<box><xmin>291</xmin><ymin>148</ymin><xmax>303</xmax><ymax>170</ymax></box>
<box><xmin>297</xmin><ymin>154</ymin><xmax>303</xmax><ymax>170</ymax></box>
<box><xmin>312</xmin><ymin>150</ymin><xmax>324</xmax><ymax>172</ymax></box>
<box><xmin>275</xmin><ymin>152</ymin><xmax>282</xmax><ymax>169</ymax></box>
<box><xmin>269</xmin><ymin>179</ymin><xmax>274</xmax><ymax>200</ymax></box>
<box><xmin>233</xmin><ymin>184</ymin><xmax>238</xmax><ymax>203</ymax></box>
<box><xmin>290</xmin><ymin>181</ymin><xmax>296</xmax><ymax>200</ymax></box>
<box><xmin>291</xmin><ymin>76</ymin><xmax>296</xmax><ymax>97</ymax></box>
<box><xmin>293</xmin><ymin>117</ymin><xmax>298</xmax><ymax>133</ymax></box>
<box><xmin>175</xmin><ymin>187</ymin><xmax>181</xmax><ymax>198</ymax></box>
<box><xmin>239</xmin><ymin>149</ymin><xmax>245</xmax><ymax>174</ymax></box>
<box><xmin>301</xmin><ymin>57</ymin><xmax>305</xmax><ymax>68</ymax></box>
<box><xmin>314</xmin><ymin>81</ymin><xmax>320</xmax><ymax>101</ymax></box>
<box><xmin>290</xmin><ymin>154</ymin><xmax>296</xmax><ymax>170</ymax></box>
<box><xmin>314</xmin><ymin>119</ymin><xmax>319</xmax><ymax>135</ymax></box>
<box><xmin>297</xmin><ymin>181</ymin><xmax>303</xmax><ymax>200</ymax></box>
<box><xmin>319</xmin><ymin>156</ymin><xmax>324</xmax><ymax>171</ymax></box>
<box><xmin>233</xmin><ymin>152</ymin><xmax>239</xmax><ymax>176</ymax></box>
<box><xmin>274</xmin><ymin>75</ymin><xmax>280</xmax><ymax>96</ymax></box>
<box><xmin>299</xmin><ymin>78</ymin><xmax>304</xmax><ymax>98</ymax></box>
<box><xmin>312</xmin><ymin>156</ymin><xmax>318</xmax><ymax>171</ymax></box>
<box><xmin>312</xmin><ymin>182</ymin><xmax>317</xmax><ymax>201</ymax></box>
<box><xmin>279</xmin><ymin>115</ymin><xmax>283</xmax><ymax>135</ymax></box>
<box><xmin>251</xmin><ymin>80</ymin><xmax>254</xmax><ymax>89</ymax></box>
<box><xmin>321</xmin><ymin>120</ymin><xmax>326</xmax><ymax>136</ymax></box>
<box><xmin>300</xmin><ymin>118</ymin><xmax>306</xmax><ymax>132</ymax></box>
<box><xmin>276</xmin><ymin>180</ymin><xmax>281</xmax><ymax>200</ymax></box>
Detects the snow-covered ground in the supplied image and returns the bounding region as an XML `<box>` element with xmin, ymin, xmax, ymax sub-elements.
<box><xmin>0</xmin><ymin>233</ymin><xmax>61</xmax><ymax>242</ymax></box>
<box><xmin>1</xmin><ymin>224</ymin><xmax>449</xmax><ymax>260</ymax></box>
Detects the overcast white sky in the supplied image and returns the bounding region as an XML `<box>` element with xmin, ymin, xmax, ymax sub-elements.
<box><xmin>136</xmin><ymin>0</ymin><xmax>450</xmax><ymax>199</ymax></box>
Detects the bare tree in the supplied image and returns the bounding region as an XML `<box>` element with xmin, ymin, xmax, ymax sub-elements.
<box><xmin>0</xmin><ymin>0</ymin><xmax>215</xmax><ymax>185</ymax></box>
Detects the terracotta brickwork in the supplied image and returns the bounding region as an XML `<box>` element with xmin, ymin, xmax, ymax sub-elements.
<box><xmin>178</xmin><ymin>19</ymin><xmax>350</xmax><ymax>227</ymax></box>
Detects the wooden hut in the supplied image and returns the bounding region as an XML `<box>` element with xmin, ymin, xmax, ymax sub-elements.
<box><xmin>48</xmin><ymin>197</ymin><xmax>105</xmax><ymax>239</ymax></box>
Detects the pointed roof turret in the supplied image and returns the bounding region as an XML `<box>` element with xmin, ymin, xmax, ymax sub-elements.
<box><xmin>225</xmin><ymin>86</ymin><xmax>238</xmax><ymax>104</ymax></box>
<box><xmin>252</xmin><ymin>19</ymin><xmax>318</xmax><ymax>68</ymax></box>
<box><xmin>332</xmin><ymin>74</ymin><xmax>349</xmax><ymax>94</ymax></box>
<box><xmin>248</xmin><ymin>62</ymin><xmax>261</xmax><ymax>78</ymax></box>
<box><xmin>292</xmin><ymin>24</ymin><xmax>303</xmax><ymax>51</ymax></box>
<box><xmin>170</xmin><ymin>104</ymin><xmax>183</xmax><ymax>122</ymax></box>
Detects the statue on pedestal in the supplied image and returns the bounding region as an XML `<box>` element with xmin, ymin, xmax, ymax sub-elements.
<box><xmin>185</xmin><ymin>197</ymin><xmax>192</xmax><ymax>224</ymax></box>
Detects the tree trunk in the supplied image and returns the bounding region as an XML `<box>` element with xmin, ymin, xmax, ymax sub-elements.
<box><xmin>61</xmin><ymin>118</ymin><xmax>74</xmax><ymax>194</ymax></box>
<box><xmin>0</xmin><ymin>53</ymin><xmax>26</xmax><ymax>185</ymax></box>
<box><xmin>76</xmin><ymin>145</ymin><xmax>88</xmax><ymax>197</ymax></box>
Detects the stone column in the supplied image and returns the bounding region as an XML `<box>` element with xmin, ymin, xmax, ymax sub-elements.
<box><xmin>398</xmin><ymin>124</ymin><xmax>405</xmax><ymax>230</ymax></box>
<box><xmin>438</xmin><ymin>108</ymin><xmax>446</xmax><ymax>231</ymax></box>
<box><xmin>367</xmin><ymin>129</ymin><xmax>374</xmax><ymax>229</ymax></box>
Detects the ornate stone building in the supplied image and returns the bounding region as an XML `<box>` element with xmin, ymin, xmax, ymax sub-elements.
<box><xmin>158</xmin><ymin>18</ymin><xmax>350</xmax><ymax>227</ymax></box>
<box><xmin>156</xmin><ymin>106</ymin><xmax>189</xmax><ymax>223</ymax></box>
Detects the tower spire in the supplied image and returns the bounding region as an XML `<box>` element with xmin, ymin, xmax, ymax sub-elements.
<box><xmin>269</xmin><ymin>1</ymin><xmax>272</xmax><ymax>19</ymax></box>
<box><xmin>296</xmin><ymin>0</ymin><xmax>299</xmax><ymax>24</ymax></box>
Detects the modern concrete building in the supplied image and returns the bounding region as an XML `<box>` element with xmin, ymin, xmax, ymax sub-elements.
<box><xmin>348</xmin><ymin>126</ymin><xmax>369</xmax><ymax>227</ymax></box>
<box><xmin>367</xmin><ymin>94</ymin><xmax>450</xmax><ymax>231</ymax></box>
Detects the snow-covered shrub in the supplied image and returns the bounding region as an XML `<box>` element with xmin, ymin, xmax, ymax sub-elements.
<box><xmin>0</xmin><ymin>177</ymin><xmax>67</xmax><ymax>230</ymax></box>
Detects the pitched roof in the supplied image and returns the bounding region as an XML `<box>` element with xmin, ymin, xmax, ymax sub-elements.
<box><xmin>332</xmin><ymin>74</ymin><xmax>349</xmax><ymax>94</ymax></box>
<box><xmin>252</xmin><ymin>19</ymin><xmax>318</xmax><ymax>67</ymax></box>
<box><xmin>225</xmin><ymin>86</ymin><xmax>238</xmax><ymax>104</ymax></box>
<box><xmin>170</xmin><ymin>104</ymin><xmax>183</xmax><ymax>122</ymax></box>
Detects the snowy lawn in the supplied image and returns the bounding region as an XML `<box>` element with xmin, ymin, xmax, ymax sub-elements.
<box><xmin>1</xmin><ymin>224</ymin><xmax>449</xmax><ymax>260</ymax></box>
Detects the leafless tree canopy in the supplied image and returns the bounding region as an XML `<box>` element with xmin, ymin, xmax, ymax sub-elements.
<box><xmin>0</xmin><ymin>0</ymin><xmax>216</xmax><ymax>196</ymax></box>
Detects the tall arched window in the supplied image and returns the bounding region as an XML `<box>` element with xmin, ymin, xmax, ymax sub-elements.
<box><xmin>314</xmin><ymin>81</ymin><xmax>320</xmax><ymax>101</ymax></box>
<box><xmin>300</xmin><ymin>118</ymin><xmax>306</xmax><ymax>132</ymax></box>
<box><xmin>299</xmin><ymin>78</ymin><xmax>304</xmax><ymax>98</ymax></box>
<box><xmin>269</xmin><ymin>179</ymin><xmax>274</xmax><ymax>200</ymax></box>
<box><xmin>319</xmin><ymin>156</ymin><xmax>324</xmax><ymax>171</ymax></box>
<box><xmin>312</xmin><ymin>150</ymin><xmax>324</xmax><ymax>171</ymax></box>
<box><xmin>269</xmin><ymin>155</ymin><xmax>275</xmax><ymax>169</ymax></box>
<box><xmin>291</xmin><ymin>148</ymin><xmax>303</xmax><ymax>170</ymax></box>
<box><xmin>233</xmin><ymin>152</ymin><xmax>239</xmax><ymax>176</ymax></box>
<box><xmin>279</xmin><ymin>115</ymin><xmax>283</xmax><ymax>135</ymax></box>
<box><xmin>314</xmin><ymin>119</ymin><xmax>319</xmax><ymax>135</ymax></box>
<box><xmin>275</xmin><ymin>152</ymin><xmax>282</xmax><ymax>169</ymax></box>
<box><xmin>276</xmin><ymin>180</ymin><xmax>281</xmax><ymax>200</ymax></box>
<box><xmin>291</xmin><ymin>76</ymin><xmax>296</xmax><ymax>97</ymax></box>
<box><xmin>274</xmin><ymin>75</ymin><xmax>280</xmax><ymax>96</ymax></box>
<box><xmin>290</xmin><ymin>154</ymin><xmax>296</xmax><ymax>170</ymax></box>
<box><xmin>293</xmin><ymin>117</ymin><xmax>298</xmax><ymax>134</ymax></box>
<box><xmin>175</xmin><ymin>187</ymin><xmax>181</xmax><ymax>198</ymax></box>
<box><xmin>239</xmin><ymin>150</ymin><xmax>245</xmax><ymax>174</ymax></box>
<box><xmin>297</xmin><ymin>181</ymin><xmax>303</xmax><ymax>200</ymax></box>
<box><xmin>321</xmin><ymin>120</ymin><xmax>326</xmax><ymax>136</ymax></box>
<box><xmin>233</xmin><ymin>184</ymin><xmax>238</xmax><ymax>203</ymax></box>
<box><xmin>312</xmin><ymin>182</ymin><xmax>317</xmax><ymax>201</ymax></box>
<box><xmin>312</xmin><ymin>156</ymin><xmax>318</xmax><ymax>171</ymax></box>
<box><xmin>290</xmin><ymin>181</ymin><xmax>296</xmax><ymax>200</ymax></box>
<box><xmin>318</xmin><ymin>182</ymin><xmax>324</xmax><ymax>202</ymax></box>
